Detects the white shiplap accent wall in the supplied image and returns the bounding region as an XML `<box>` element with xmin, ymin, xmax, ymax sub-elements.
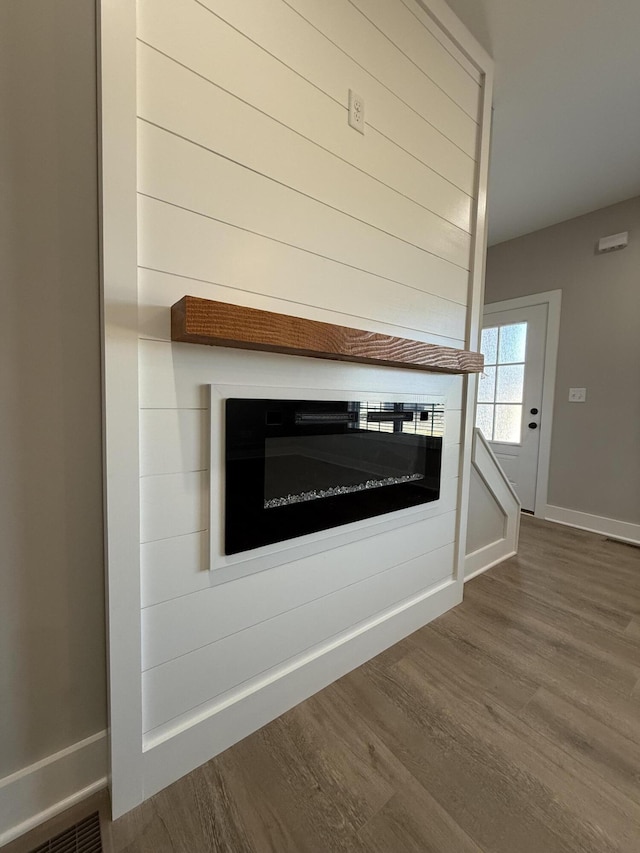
<box><xmin>126</xmin><ymin>0</ymin><xmax>488</xmax><ymax>806</ymax></box>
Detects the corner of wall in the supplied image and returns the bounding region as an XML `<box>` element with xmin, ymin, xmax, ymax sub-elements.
<box><xmin>0</xmin><ymin>732</ymin><xmax>108</xmax><ymax>848</ymax></box>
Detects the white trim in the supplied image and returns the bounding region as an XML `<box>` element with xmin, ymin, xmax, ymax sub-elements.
<box><xmin>142</xmin><ymin>580</ymin><xmax>460</xmax><ymax>799</ymax></box>
<box><xmin>452</xmin><ymin>26</ymin><xmax>494</xmax><ymax>591</ymax></box>
<box><xmin>98</xmin><ymin>0</ymin><xmax>143</xmax><ymax>819</ymax></box>
<box><xmin>464</xmin><ymin>429</ymin><xmax>521</xmax><ymax>581</ymax></box>
<box><xmin>414</xmin><ymin>0</ymin><xmax>493</xmax><ymax>72</ymax></box>
<box><xmin>543</xmin><ymin>505</ymin><xmax>640</xmax><ymax>546</ymax></box>
<box><xmin>474</xmin><ymin>427</ymin><xmax>521</xmax><ymax>506</ymax></box>
<box><xmin>484</xmin><ymin>289</ymin><xmax>562</xmax><ymax>518</ymax></box>
<box><xmin>465</xmin><ymin>547</ymin><xmax>517</xmax><ymax>582</ymax></box>
<box><xmin>0</xmin><ymin>732</ymin><xmax>107</xmax><ymax>848</ymax></box>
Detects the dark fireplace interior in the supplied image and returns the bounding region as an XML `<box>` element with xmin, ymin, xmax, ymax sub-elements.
<box><xmin>225</xmin><ymin>399</ymin><xmax>444</xmax><ymax>555</ymax></box>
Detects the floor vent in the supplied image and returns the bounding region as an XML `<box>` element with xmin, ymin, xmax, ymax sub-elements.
<box><xmin>604</xmin><ymin>537</ymin><xmax>640</xmax><ymax>550</ymax></box>
<box><xmin>30</xmin><ymin>812</ymin><xmax>102</xmax><ymax>853</ymax></box>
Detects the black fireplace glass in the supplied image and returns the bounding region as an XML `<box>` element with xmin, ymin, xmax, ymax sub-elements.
<box><xmin>225</xmin><ymin>399</ymin><xmax>444</xmax><ymax>555</ymax></box>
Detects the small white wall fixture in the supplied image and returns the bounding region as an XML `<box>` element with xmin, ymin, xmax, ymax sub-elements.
<box><xmin>465</xmin><ymin>428</ymin><xmax>521</xmax><ymax>581</ymax></box>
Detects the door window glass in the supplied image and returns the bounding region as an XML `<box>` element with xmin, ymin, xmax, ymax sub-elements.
<box><xmin>476</xmin><ymin>322</ymin><xmax>527</xmax><ymax>443</ymax></box>
<box><xmin>498</xmin><ymin>323</ymin><xmax>527</xmax><ymax>363</ymax></box>
<box><xmin>494</xmin><ymin>404</ymin><xmax>523</xmax><ymax>443</ymax></box>
<box><xmin>477</xmin><ymin>366</ymin><xmax>496</xmax><ymax>403</ymax></box>
<box><xmin>475</xmin><ymin>404</ymin><xmax>494</xmax><ymax>438</ymax></box>
<box><xmin>480</xmin><ymin>327</ymin><xmax>498</xmax><ymax>364</ymax></box>
<box><xmin>496</xmin><ymin>364</ymin><xmax>525</xmax><ymax>403</ymax></box>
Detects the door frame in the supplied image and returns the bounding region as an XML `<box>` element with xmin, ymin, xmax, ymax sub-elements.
<box><xmin>483</xmin><ymin>289</ymin><xmax>561</xmax><ymax>517</ymax></box>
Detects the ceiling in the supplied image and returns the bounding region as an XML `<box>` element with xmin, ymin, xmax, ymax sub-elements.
<box><xmin>444</xmin><ymin>0</ymin><xmax>640</xmax><ymax>245</ymax></box>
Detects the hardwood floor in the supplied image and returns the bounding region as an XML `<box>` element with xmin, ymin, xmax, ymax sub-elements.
<box><xmin>107</xmin><ymin>517</ymin><xmax>640</xmax><ymax>853</ymax></box>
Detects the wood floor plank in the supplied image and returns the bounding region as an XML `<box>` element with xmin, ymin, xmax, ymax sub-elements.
<box><xmin>464</xmin><ymin>578</ymin><xmax>640</xmax><ymax>684</ymax></box>
<box><xmin>395</xmin><ymin>650</ymin><xmax>640</xmax><ymax>850</ymax></box>
<box><xmin>215</xmin><ymin>695</ymin><xmax>392</xmax><ymax>852</ymax></box>
<box><xmin>486</xmin><ymin>564</ymin><xmax>634</xmax><ymax>634</ymax></box>
<box><xmin>518</xmin><ymin>686</ymin><xmax>640</xmax><ymax>803</ymax></box>
<box><xmin>197</xmin><ymin>746</ymin><xmax>313</xmax><ymax>853</ymax></box>
<box><xmin>109</xmin><ymin>516</ymin><xmax>640</xmax><ymax>853</ymax></box>
<box><xmin>337</xmin><ymin>654</ymin><xmax>627</xmax><ymax>853</ymax></box>
<box><xmin>480</xmin><ymin>549</ymin><xmax>640</xmax><ymax>619</ymax></box>
<box><xmin>356</xmin><ymin>782</ymin><xmax>485</xmax><ymax>853</ymax></box>
<box><xmin>514</xmin><ymin>521</ymin><xmax>640</xmax><ymax>600</ymax></box>
<box><xmin>433</xmin><ymin>605</ymin><xmax>640</xmax><ymax>746</ymax></box>
<box><xmin>303</xmin><ymin>686</ymin><xmax>486</xmax><ymax>853</ymax></box>
<box><xmin>625</xmin><ymin>618</ymin><xmax>640</xmax><ymax>640</ymax></box>
<box><xmin>110</xmin><ymin>793</ymin><xmax>191</xmax><ymax>853</ymax></box>
<box><xmin>403</xmin><ymin>621</ymin><xmax>539</xmax><ymax>713</ymax></box>
<box><xmin>448</xmin><ymin>592</ymin><xmax>640</xmax><ymax>698</ymax></box>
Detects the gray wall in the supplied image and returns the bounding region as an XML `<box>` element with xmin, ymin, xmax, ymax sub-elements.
<box><xmin>485</xmin><ymin>196</ymin><xmax>640</xmax><ymax>524</ymax></box>
<box><xmin>0</xmin><ymin>1</ymin><xmax>106</xmax><ymax>777</ymax></box>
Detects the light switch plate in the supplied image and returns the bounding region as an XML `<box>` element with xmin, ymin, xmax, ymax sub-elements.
<box><xmin>568</xmin><ymin>387</ymin><xmax>587</xmax><ymax>402</ymax></box>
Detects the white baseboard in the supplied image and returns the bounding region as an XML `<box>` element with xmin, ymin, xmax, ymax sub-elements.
<box><xmin>0</xmin><ymin>731</ymin><xmax>108</xmax><ymax>847</ymax></box>
<box><xmin>543</xmin><ymin>505</ymin><xmax>640</xmax><ymax>546</ymax></box>
<box><xmin>464</xmin><ymin>540</ymin><xmax>517</xmax><ymax>582</ymax></box>
<box><xmin>141</xmin><ymin>579</ymin><xmax>460</xmax><ymax>807</ymax></box>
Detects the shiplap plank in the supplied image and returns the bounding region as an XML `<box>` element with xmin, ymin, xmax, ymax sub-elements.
<box><xmin>138</xmin><ymin>268</ymin><xmax>466</xmax><ymax>350</ymax></box>
<box><xmin>140</xmin><ymin>470</ymin><xmax>208</xmax><ymax>543</ymax></box>
<box><xmin>284</xmin><ymin>0</ymin><xmax>477</xmax><ymax>152</ymax></box>
<box><xmin>137</xmin><ymin>197</ymin><xmax>469</xmax><ymax>338</ymax></box>
<box><xmin>136</xmin><ymin>9</ymin><xmax>473</xmax><ymax>228</ymax></box>
<box><xmin>142</xmin><ymin>542</ymin><xmax>455</xmax><ymax>731</ymax></box>
<box><xmin>136</xmin><ymin>201</ymin><xmax>470</xmax><ymax>333</ymax></box>
<box><xmin>138</xmin><ymin>0</ymin><xmax>476</xmax><ymax>193</ymax></box>
<box><xmin>138</xmin><ymin>123</ymin><xmax>471</xmax><ymax>282</ymax></box>
<box><xmin>349</xmin><ymin>0</ymin><xmax>481</xmax><ymax>118</ymax></box>
<box><xmin>139</xmin><ymin>409</ymin><xmax>208</xmax><ymax>477</ymax></box>
<box><xmin>141</xmin><ymin>531</ymin><xmax>209</xmax><ymax>610</ymax></box>
<box><xmin>143</xmin><ymin>511</ymin><xmax>456</xmax><ymax>670</ymax></box>
<box><xmin>138</xmin><ymin>338</ymin><xmax>464</xmax><ymax>411</ymax></box>
<box><xmin>138</xmin><ymin>43</ymin><xmax>472</xmax><ymax>251</ymax></box>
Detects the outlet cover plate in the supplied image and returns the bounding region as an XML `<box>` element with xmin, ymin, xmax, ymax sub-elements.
<box><xmin>348</xmin><ymin>89</ymin><xmax>365</xmax><ymax>134</ymax></box>
<box><xmin>569</xmin><ymin>387</ymin><xmax>587</xmax><ymax>402</ymax></box>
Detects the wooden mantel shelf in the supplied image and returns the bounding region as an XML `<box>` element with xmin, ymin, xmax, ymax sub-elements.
<box><xmin>170</xmin><ymin>296</ymin><xmax>483</xmax><ymax>375</ymax></box>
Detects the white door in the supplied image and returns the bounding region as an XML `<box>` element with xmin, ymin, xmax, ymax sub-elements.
<box><xmin>476</xmin><ymin>303</ymin><xmax>547</xmax><ymax>512</ymax></box>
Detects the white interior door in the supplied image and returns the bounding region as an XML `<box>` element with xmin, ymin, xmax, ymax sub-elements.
<box><xmin>476</xmin><ymin>303</ymin><xmax>548</xmax><ymax>512</ymax></box>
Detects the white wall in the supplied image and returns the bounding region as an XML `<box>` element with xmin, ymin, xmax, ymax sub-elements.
<box><xmin>104</xmin><ymin>0</ymin><xmax>491</xmax><ymax>812</ymax></box>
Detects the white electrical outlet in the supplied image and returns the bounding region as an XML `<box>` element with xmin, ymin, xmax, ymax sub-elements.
<box><xmin>348</xmin><ymin>89</ymin><xmax>365</xmax><ymax>134</ymax></box>
<box><xmin>568</xmin><ymin>387</ymin><xmax>587</xmax><ymax>402</ymax></box>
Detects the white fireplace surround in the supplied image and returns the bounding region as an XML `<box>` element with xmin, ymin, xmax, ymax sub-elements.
<box><xmin>100</xmin><ymin>0</ymin><xmax>493</xmax><ymax>820</ymax></box>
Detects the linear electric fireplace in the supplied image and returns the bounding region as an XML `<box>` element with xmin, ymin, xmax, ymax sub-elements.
<box><xmin>225</xmin><ymin>398</ymin><xmax>444</xmax><ymax>555</ymax></box>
